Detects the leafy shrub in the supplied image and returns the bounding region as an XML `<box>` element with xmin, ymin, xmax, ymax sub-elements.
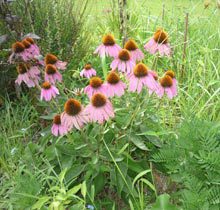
<box><xmin>152</xmin><ymin>119</ymin><xmax>220</xmax><ymax>210</ymax></box>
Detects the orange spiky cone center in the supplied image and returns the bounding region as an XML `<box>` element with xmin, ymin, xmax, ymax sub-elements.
<box><xmin>124</xmin><ymin>39</ymin><xmax>138</xmax><ymax>51</ymax></box>
<box><xmin>153</xmin><ymin>29</ymin><xmax>168</xmax><ymax>44</ymax></box>
<box><xmin>102</xmin><ymin>34</ymin><xmax>115</xmax><ymax>46</ymax></box>
<box><xmin>90</xmin><ymin>77</ymin><xmax>103</xmax><ymax>88</ymax></box>
<box><xmin>133</xmin><ymin>63</ymin><xmax>148</xmax><ymax>77</ymax></box>
<box><xmin>91</xmin><ymin>93</ymin><xmax>107</xmax><ymax>107</ymax></box>
<box><xmin>45</xmin><ymin>53</ymin><xmax>58</xmax><ymax>65</ymax></box>
<box><xmin>64</xmin><ymin>99</ymin><xmax>82</xmax><ymax>116</ymax></box>
<box><xmin>160</xmin><ymin>75</ymin><xmax>173</xmax><ymax>87</ymax></box>
<box><xmin>42</xmin><ymin>81</ymin><xmax>51</xmax><ymax>89</ymax></box>
<box><xmin>118</xmin><ymin>49</ymin><xmax>130</xmax><ymax>61</ymax></box>
<box><xmin>107</xmin><ymin>71</ymin><xmax>120</xmax><ymax>84</ymax></box>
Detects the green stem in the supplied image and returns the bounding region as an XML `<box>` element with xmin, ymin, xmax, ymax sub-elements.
<box><xmin>152</xmin><ymin>54</ymin><xmax>159</xmax><ymax>70</ymax></box>
<box><xmin>98</xmin><ymin>125</ymin><xmax>104</xmax><ymax>155</ymax></box>
<box><xmin>52</xmin><ymin>98</ymin><xmax>61</xmax><ymax>113</ymax></box>
<box><xmin>124</xmin><ymin>90</ymin><xmax>148</xmax><ymax>130</ymax></box>
<box><xmin>102</xmin><ymin>137</ymin><xmax>139</xmax><ymax>208</ymax></box>
<box><xmin>81</xmin><ymin>128</ymin><xmax>93</xmax><ymax>152</ymax></box>
<box><xmin>101</xmin><ymin>55</ymin><xmax>107</xmax><ymax>79</ymax></box>
<box><xmin>150</xmin><ymin>162</ymin><xmax>158</xmax><ymax>198</ymax></box>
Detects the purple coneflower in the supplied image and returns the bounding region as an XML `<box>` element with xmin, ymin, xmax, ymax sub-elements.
<box><xmin>40</xmin><ymin>81</ymin><xmax>59</xmax><ymax>101</ymax></box>
<box><xmin>28</xmin><ymin>65</ymin><xmax>41</xmax><ymax>85</ymax></box>
<box><xmin>144</xmin><ymin>29</ymin><xmax>171</xmax><ymax>57</ymax></box>
<box><xmin>25</xmin><ymin>37</ymin><xmax>40</xmax><ymax>55</ymax></box>
<box><xmin>165</xmin><ymin>70</ymin><xmax>177</xmax><ymax>92</ymax></box>
<box><xmin>61</xmin><ymin>98</ymin><xmax>88</xmax><ymax>130</ymax></box>
<box><xmin>45</xmin><ymin>53</ymin><xmax>67</xmax><ymax>70</ymax></box>
<box><xmin>105</xmin><ymin>71</ymin><xmax>126</xmax><ymax>97</ymax></box>
<box><xmin>84</xmin><ymin>77</ymin><xmax>107</xmax><ymax>98</ymax></box>
<box><xmin>94</xmin><ymin>34</ymin><xmax>121</xmax><ymax>58</ymax></box>
<box><xmin>21</xmin><ymin>39</ymin><xmax>34</xmax><ymax>59</ymax></box>
<box><xmin>85</xmin><ymin>93</ymin><xmax>114</xmax><ymax>124</ymax></box>
<box><xmin>156</xmin><ymin>70</ymin><xmax>177</xmax><ymax>99</ymax></box>
<box><xmin>124</xmin><ymin>39</ymin><xmax>144</xmax><ymax>62</ymax></box>
<box><xmin>9</xmin><ymin>42</ymin><xmax>29</xmax><ymax>63</ymax></box>
<box><xmin>127</xmin><ymin>63</ymin><xmax>157</xmax><ymax>94</ymax></box>
<box><xmin>51</xmin><ymin>114</ymin><xmax>68</xmax><ymax>136</ymax></box>
<box><xmin>28</xmin><ymin>65</ymin><xmax>41</xmax><ymax>79</ymax></box>
<box><xmin>45</xmin><ymin>64</ymin><xmax>62</xmax><ymax>84</ymax></box>
<box><xmin>15</xmin><ymin>63</ymin><xmax>38</xmax><ymax>87</ymax></box>
<box><xmin>80</xmin><ymin>63</ymin><xmax>96</xmax><ymax>78</ymax></box>
<box><xmin>110</xmin><ymin>49</ymin><xmax>135</xmax><ymax>74</ymax></box>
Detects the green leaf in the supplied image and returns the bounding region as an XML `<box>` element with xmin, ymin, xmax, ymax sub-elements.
<box><xmin>48</xmin><ymin>186</ymin><xmax>60</xmax><ymax>192</ymax></box>
<box><xmin>128</xmin><ymin>199</ymin><xmax>135</xmax><ymax>210</ymax></box>
<box><xmin>44</xmin><ymin>145</ymin><xmax>56</xmax><ymax>160</ymax></box>
<box><xmin>130</xmin><ymin>136</ymin><xmax>149</xmax><ymax>151</ymax></box>
<box><xmin>137</xmin><ymin>130</ymin><xmax>158</xmax><ymax>136</ymax></box>
<box><xmin>90</xmin><ymin>185</ymin><xmax>95</xmax><ymax>202</ymax></box>
<box><xmin>132</xmin><ymin>169</ymin><xmax>151</xmax><ymax>187</ymax></box>
<box><xmin>151</xmin><ymin>194</ymin><xmax>178</xmax><ymax>210</ymax></box>
<box><xmin>117</xmin><ymin>143</ymin><xmax>129</xmax><ymax>155</ymax></box>
<box><xmin>75</xmin><ymin>144</ymin><xmax>88</xmax><ymax>150</ymax></box>
<box><xmin>137</xmin><ymin>130</ymin><xmax>166</xmax><ymax>147</ymax></box>
<box><xmin>138</xmin><ymin>130</ymin><xmax>173</xmax><ymax>137</ymax></box>
<box><xmin>32</xmin><ymin>196</ymin><xmax>50</xmax><ymax>209</ymax></box>
<box><xmin>40</xmin><ymin>113</ymin><xmax>55</xmax><ymax>120</ymax></box>
<box><xmin>49</xmin><ymin>201</ymin><xmax>63</xmax><ymax>210</ymax></box>
<box><xmin>67</xmin><ymin>184</ymin><xmax>82</xmax><ymax>196</ymax></box>
<box><xmin>65</xmin><ymin>164</ymin><xmax>85</xmax><ymax>182</ymax></box>
<box><xmin>147</xmin><ymin>136</ymin><xmax>163</xmax><ymax>148</ymax></box>
<box><xmin>127</xmin><ymin>158</ymin><xmax>145</xmax><ymax>173</ymax></box>
<box><xmin>140</xmin><ymin>178</ymin><xmax>156</xmax><ymax>192</ymax></box>
<box><xmin>59</xmin><ymin>168</ymin><xmax>67</xmax><ymax>184</ymax></box>
<box><xmin>81</xmin><ymin>181</ymin><xmax>87</xmax><ymax>198</ymax></box>
<box><xmin>92</xmin><ymin>156</ymin><xmax>98</xmax><ymax>164</ymax></box>
<box><xmin>55</xmin><ymin>144</ymin><xmax>76</xmax><ymax>156</ymax></box>
<box><xmin>93</xmin><ymin>173</ymin><xmax>106</xmax><ymax>195</ymax></box>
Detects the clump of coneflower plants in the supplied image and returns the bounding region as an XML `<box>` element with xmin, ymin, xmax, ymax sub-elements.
<box><xmin>10</xmin><ymin>29</ymin><xmax>177</xmax><ymax>137</ymax></box>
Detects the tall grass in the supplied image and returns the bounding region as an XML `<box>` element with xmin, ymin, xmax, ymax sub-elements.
<box><xmin>9</xmin><ymin>0</ymin><xmax>92</xmax><ymax>59</ymax></box>
<box><xmin>92</xmin><ymin>0</ymin><xmax>220</xmax><ymax>121</ymax></box>
<box><xmin>124</xmin><ymin>0</ymin><xmax>220</xmax><ymax>122</ymax></box>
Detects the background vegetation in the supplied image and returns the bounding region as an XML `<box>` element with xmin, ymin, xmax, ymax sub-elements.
<box><xmin>0</xmin><ymin>0</ymin><xmax>220</xmax><ymax>209</ymax></box>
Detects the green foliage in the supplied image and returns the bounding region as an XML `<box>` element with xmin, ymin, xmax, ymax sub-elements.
<box><xmin>10</xmin><ymin>172</ymin><xmax>41</xmax><ymax>208</ymax></box>
<box><xmin>152</xmin><ymin>119</ymin><xmax>220</xmax><ymax>210</ymax></box>
<box><xmin>1</xmin><ymin>89</ymin><xmax>163</xmax><ymax>209</ymax></box>
<box><xmin>151</xmin><ymin>194</ymin><xmax>178</xmax><ymax>210</ymax></box>
<box><xmin>0</xmin><ymin>0</ymin><xmax>220</xmax><ymax>210</ymax></box>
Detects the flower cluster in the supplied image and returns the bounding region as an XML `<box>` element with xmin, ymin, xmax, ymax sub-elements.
<box><xmin>92</xmin><ymin>31</ymin><xmax>176</xmax><ymax>98</ymax></box>
<box><xmin>9</xmin><ymin>37</ymin><xmax>40</xmax><ymax>63</ymax></box>
<box><xmin>11</xmin><ymin>38</ymin><xmax>67</xmax><ymax>100</ymax></box>
<box><xmin>11</xmin><ymin>28</ymin><xmax>177</xmax><ymax>137</ymax></box>
<box><xmin>10</xmin><ymin>38</ymin><xmax>67</xmax><ymax>136</ymax></box>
